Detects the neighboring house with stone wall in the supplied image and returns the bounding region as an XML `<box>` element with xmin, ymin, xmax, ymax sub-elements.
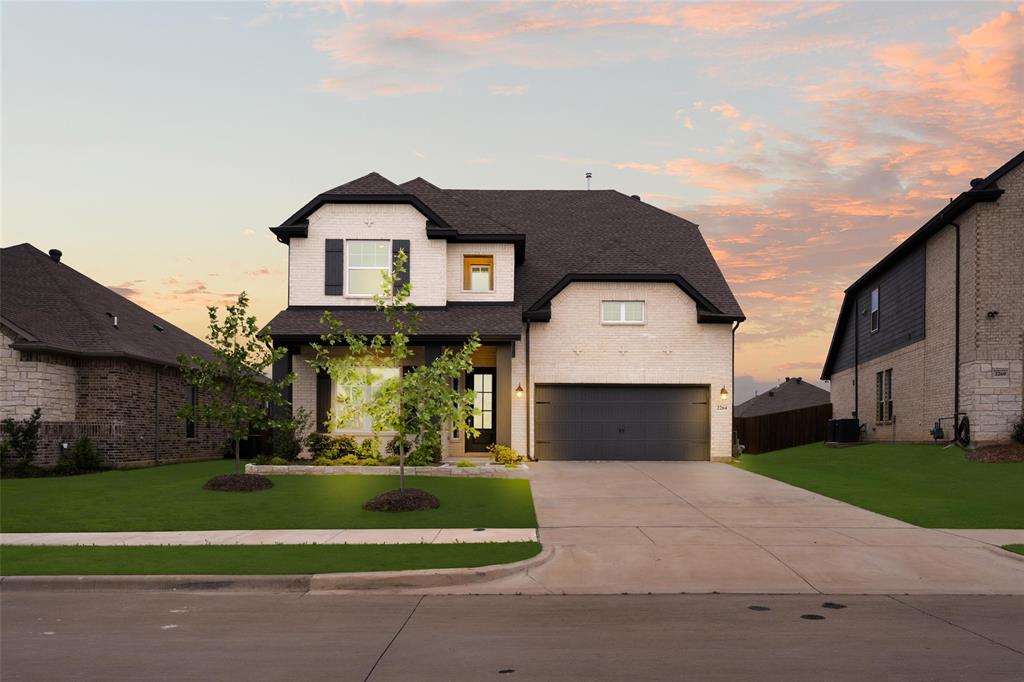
<box><xmin>1</xmin><ymin>244</ymin><xmax>228</xmax><ymax>467</ymax></box>
<box><xmin>821</xmin><ymin>150</ymin><xmax>1024</xmax><ymax>444</ymax></box>
<box><xmin>267</xmin><ymin>173</ymin><xmax>744</xmax><ymax>461</ymax></box>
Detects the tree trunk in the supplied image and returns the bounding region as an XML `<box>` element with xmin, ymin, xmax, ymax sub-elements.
<box><xmin>234</xmin><ymin>437</ymin><xmax>241</xmax><ymax>476</ymax></box>
<box><xmin>398</xmin><ymin>441</ymin><xmax>405</xmax><ymax>492</ymax></box>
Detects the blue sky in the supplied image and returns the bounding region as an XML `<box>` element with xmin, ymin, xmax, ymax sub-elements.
<box><xmin>3</xmin><ymin>1</ymin><xmax>1020</xmax><ymax>391</ymax></box>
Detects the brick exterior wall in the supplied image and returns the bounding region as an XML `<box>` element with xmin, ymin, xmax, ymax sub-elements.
<box><xmin>830</xmin><ymin>162</ymin><xmax>1024</xmax><ymax>443</ymax></box>
<box><xmin>445</xmin><ymin>243</ymin><xmax>515</xmax><ymax>302</ymax></box>
<box><xmin>1</xmin><ymin>328</ymin><xmax>77</xmax><ymax>421</ymax></box>
<box><xmin>1</xmin><ymin>327</ymin><xmax>226</xmax><ymax>467</ymax></box>
<box><xmin>523</xmin><ymin>282</ymin><xmax>734</xmax><ymax>460</ymax></box>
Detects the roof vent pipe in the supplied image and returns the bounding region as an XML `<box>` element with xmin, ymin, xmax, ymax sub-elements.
<box><xmin>969</xmin><ymin>178</ymin><xmax>986</xmax><ymax>189</ymax></box>
<box><xmin>585</xmin><ymin>172</ymin><xmax>592</xmax><ymax>190</ymax></box>
<box><xmin>48</xmin><ymin>249</ymin><xmax>62</xmax><ymax>263</ymax></box>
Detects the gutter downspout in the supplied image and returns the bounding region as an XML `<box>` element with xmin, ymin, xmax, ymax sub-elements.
<box><xmin>952</xmin><ymin>221</ymin><xmax>961</xmax><ymax>422</ymax></box>
<box><xmin>525</xmin><ymin>322</ymin><xmax>533</xmax><ymax>461</ymax></box>
<box><xmin>732</xmin><ymin>320</ymin><xmax>741</xmax><ymax>456</ymax></box>
<box><xmin>853</xmin><ymin>297</ymin><xmax>859</xmax><ymax>420</ymax></box>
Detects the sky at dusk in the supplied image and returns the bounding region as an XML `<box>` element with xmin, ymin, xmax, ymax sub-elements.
<box><xmin>3</xmin><ymin>1</ymin><xmax>1021</xmax><ymax>396</ymax></box>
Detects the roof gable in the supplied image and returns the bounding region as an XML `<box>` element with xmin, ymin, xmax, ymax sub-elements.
<box><xmin>734</xmin><ymin>378</ymin><xmax>830</xmax><ymax>418</ymax></box>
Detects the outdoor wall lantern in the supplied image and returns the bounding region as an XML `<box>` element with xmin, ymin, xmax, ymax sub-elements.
<box><xmin>719</xmin><ymin>386</ymin><xmax>729</xmax><ymax>402</ymax></box>
<box><xmin>515</xmin><ymin>384</ymin><xmax>524</xmax><ymax>398</ymax></box>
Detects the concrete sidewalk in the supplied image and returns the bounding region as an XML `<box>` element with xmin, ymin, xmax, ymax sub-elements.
<box><xmin>0</xmin><ymin>528</ymin><xmax>537</xmax><ymax>546</ymax></box>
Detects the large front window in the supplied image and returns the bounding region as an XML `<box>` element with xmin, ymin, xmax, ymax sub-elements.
<box><xmin>348</xmin><ymin>240</ymin><xmax>390</xmax><ymax>296</ymax></box>
<box><xmin>337</xmin><ymin>366</ymin><xmax>400</xmax><ymax>431</ymax></box>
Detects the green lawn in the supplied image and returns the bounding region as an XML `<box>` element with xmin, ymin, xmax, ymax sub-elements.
<box><xmin>0</xmin><ymin>460</ymin><xmax>537</xmax><ymax>532</ymax></box>
<box><xmin>733</xmin><ymin>442</ymin><xmax>1024</xmax><ymax>528</ymax></box>
<box><xmin>0</xmin><ymin>542</ymin><xmax>542</xmax><ymax>576</ymax></box>
<box><xmin>1004</xmin><ymin>545</ymin><xmax>1024</xmax><ymax>557</ymax></box>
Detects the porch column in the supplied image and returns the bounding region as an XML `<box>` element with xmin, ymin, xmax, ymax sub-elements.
<box><xmin>496</xmin><ymin>343</ymin><xmax>512</xmax><ymax>447</ymax></box>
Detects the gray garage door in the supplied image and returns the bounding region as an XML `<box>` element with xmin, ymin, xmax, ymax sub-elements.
<box><xmin>534</xmin><ymin>384</ymin><xmax>710</xmax><ymax>461</ymax></box>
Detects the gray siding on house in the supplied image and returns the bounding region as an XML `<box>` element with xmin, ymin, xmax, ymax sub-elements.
<box><xmin>832</xmin><ymin>245</ymin><xmax>926</xmax><ymax>372</ymax></box>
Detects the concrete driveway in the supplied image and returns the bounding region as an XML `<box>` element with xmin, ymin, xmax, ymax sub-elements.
<box><xmin>443</xmin><ymin>461</ymin><xmax>1024</xmax><ymax>595</ymax></box>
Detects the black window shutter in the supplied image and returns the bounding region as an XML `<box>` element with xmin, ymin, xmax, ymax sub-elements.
<box><xmin>392</xmin><ymin>239</ymin><xmax>410</xmax><ymax>293</ymax></box>
<box><xmin>325</xmin><ymin>239</ymin><xmax>344</xmax><ymax>296</ymax></box>
<box><xmin>316</xmin><ymin>370</ymin><xmax>331</xmax><ymax>433</ymax></box>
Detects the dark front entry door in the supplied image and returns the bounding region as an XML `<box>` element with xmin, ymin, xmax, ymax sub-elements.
<box><xmin>534</xmin><ymin>384</ymin><xmax>710</xmax><ymax>461</ymax></box>
<box><xmin>466</xmin><ymin>368</ymin><xmax>496</xmax><ymax>451</ymax></box>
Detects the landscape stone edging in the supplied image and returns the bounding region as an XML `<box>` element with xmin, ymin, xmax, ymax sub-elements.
<box><xmin>245</xmin><ymin>463</ymin><xmax>529</xmax><ymax>478</ymax></box>
<box><xmin>0</xmin><ymin>544</ymin><xmax>553</xmax><ymax>593</ymax></box>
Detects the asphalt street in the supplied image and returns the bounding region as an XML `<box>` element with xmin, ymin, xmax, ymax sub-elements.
<box><xmin>2</xmin><ymin>591</ymin><xmax>1023</xmax><ymax>681</ymax></box>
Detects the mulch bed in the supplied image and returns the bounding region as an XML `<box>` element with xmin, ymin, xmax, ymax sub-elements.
<box><xmin>203</xmin><ymin>473</ymin><xmax>274</xmax><ymax>492</ymax></box>
<box><xmin>965</xmin><ymin>442</ymin><xmax>1024</xmax><ymax>463</ymax></box>
<box><xmin>363</xmin><ymin>488</ymin><xmax>440</xmax><ymax>512</ymax></box>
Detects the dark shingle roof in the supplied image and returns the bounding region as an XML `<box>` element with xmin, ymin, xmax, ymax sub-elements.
<box><xmin>446</xmin><ymin>188</ymin><xmax>743</xmax><ymax>318</ymax></box>
<box><xmin>398</xmin><ymin>178</ymin><xmax>517</xmax><ymax>235</ymax></box>
<box><xmin>733</xmin><ymin>378</ymin><xmax>830</xmax><ymax>418</ymax></box>
<box><xmin>1</xmin><ymin>244</ymin><xmax>216</xmax><ymax>366</ymax></box>
<box><xmin>326</xmin><ymin>172</ymin><xmax>408</xmax><ymax>196</ymax></box>
<box><xmin>267</xmin><ymin>304</ymin><xmax>523</xmax><ymax>340</ymax></box>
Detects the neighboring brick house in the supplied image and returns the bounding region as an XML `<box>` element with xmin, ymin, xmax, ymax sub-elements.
<box><xmin>1</xmin><ymin>244</ymin><xmax>227</xmax><ymax>467</ymax></box>
<box><xmin>821</xmin><ymin>151</ymin><xmax>1024</xmax><ymax>444</ymax></box>
<box><xmin>267</xmin><ymin>173</ymin><xmax>745</xmax><ymax>461</ymax></box>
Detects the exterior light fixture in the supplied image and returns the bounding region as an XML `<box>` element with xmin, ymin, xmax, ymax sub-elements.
<box><xmin>720</xmin><ymin>386</ymin><xmax>729</xmax><ymax>402</ymax></box>
<box><xmin>515</xmin><ymin>384</ymin><xmax>524</xmax><ymax>398</ymax></box>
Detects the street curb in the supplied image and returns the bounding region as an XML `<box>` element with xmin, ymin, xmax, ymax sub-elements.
<box><xmin>0</xmin><ymin>574</ymin><xmax>311</xmax><ymax>592</ymax></box>
<box><xmin>0</xmin><ymin>545</ymin><xmax>551</xmax><ymax>593</ymax></box>
<box><xmin>309</xmin><ymin>544</ymin><xmax>554</xmax><ymax>591</ymax></box>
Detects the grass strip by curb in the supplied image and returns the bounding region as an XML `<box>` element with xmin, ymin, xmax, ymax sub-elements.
<box><xmin>1003</xmin><ymin>544</ymin><xmax>1024</xmax><ymax>557</ymax></box>
<box><xmin>0</xmin><ymin>542</ymin><xmax>542</xmax><ymax>576</ymax></box>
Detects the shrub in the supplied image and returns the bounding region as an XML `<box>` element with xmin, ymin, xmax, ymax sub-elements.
<box><xmin>455</xmin><ymin>460</ymin><xmax>476</xmax><ymax>468</ymax></box>
<box><xmin>55</xmin><ymin>435</ymin><xmax>104</xmax><ymax>475</ymax></box>
<box><xmin>269</xmin><ymin>456</ymin><xmax>289</xmax><ymax>465</ymax></box>
<box><xmin>386</xmin><ymin>435</ymin><xmax>412</xmax><ymax>456</ymax></box>
<box><xmin>331</xmin><ymin>435</ymin><xmax>359</xmax><ymax>458</ymax></box>
<box><xmin>304</xmin><ymin>433</ymin><xmax>333</xmax><ymax>458</ymax></box>
<box><xmin>1012</xmin><ymin>414</ymin><xmax>1024</xmax><ymax>445</ymax></box>
<box><xmin>312</xmin><ymin>456</ymin><xmax>334</xmax><ymax>466</ymax></box>
<box><xmin>335</xmin><ymin>454</ymin><xmax>359</xmax><ymax>466</ymax></box>
<box><xmin>358</xmin><ymin>438</ymin><xmax>379</xmax><ymax>459</ymax></box>
<box><xmin>359</xmin><ymin>457</ymin><xmax>380</xmax><ymax>467</ymax></box>
<box><xmin>272</xmin><ymin>407</ymin><xmax>309</xmax><ymax>460</ymax></box>
<box><xmin>383</xmin><ymin>455</ymin><xmax>400</xmax><ymax>466</ymax></box>
<box><xmin>407</xmin><ymin>440</ymin><xmax>440</xmax><ymax>466</ymax></box>
<box><xmin>252</xmin><ymin>454</ymin><xmax>272</xmax><ymax>465</ymax></box>
<box><xmin>1</xmin><ymin>408</ymin><xmax>42</xmax><ymax>470</ymax></box>
<box><xmin>488</xmin><ymin>443</ymin><xmax>524</xmax><ymax>467</ymax></box>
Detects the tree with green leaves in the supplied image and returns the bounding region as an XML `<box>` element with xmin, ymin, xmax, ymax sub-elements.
<box><xmin>311</xmin><ymin>250</ymin><xmax>480</xmax><ymax>494</ymax></box>
<box><xmin>178</xmin><ymin>292</ymin><xmax>295</xmax><ymax>476</ymax></box>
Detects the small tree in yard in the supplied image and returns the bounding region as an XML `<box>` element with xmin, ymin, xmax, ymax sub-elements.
<box><xmin>178</xmin><ymin>292</ymin><xmax>295</xmax><ymax>486</ymax></box>
<box><xmin>311</xmin><ymin>250</ymin><xmax>480</xmax><ymax>508</ymax></box>
<box><xmin>0</xmin><ymin>408</ymin><xmax>43</xmax><ymax>472</ymax></box>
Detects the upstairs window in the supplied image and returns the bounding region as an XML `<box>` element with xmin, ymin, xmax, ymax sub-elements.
<box><xmin>601</xmin><ymin>300</ymin><xmax>645</xmax><ymax>324</ymax></box>
<box><xmin>870</xmin><ymin>288</ymin><xmax>879</xmax><ymax>333</ymax></box>
<box><xmin>348</xmin><ymin>241</ymin><xmax>390</xmax><ymax>296</ymax></box>
<box><xmin>463</xmin><ymin>255</ymin><xmax>494</xmax><ymax>292</ymax></box>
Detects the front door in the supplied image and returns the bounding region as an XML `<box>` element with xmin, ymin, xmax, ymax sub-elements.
<box><xmin>466</xmin><ymin>368</ymin><xmax>496</xmax><ymax>451</ymax></box>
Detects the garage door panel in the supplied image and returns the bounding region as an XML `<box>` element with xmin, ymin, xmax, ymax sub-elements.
<box><xmin>534</xmin><ymin>384</ymin><xmax>709</xmax><ymax>461</ymax></box>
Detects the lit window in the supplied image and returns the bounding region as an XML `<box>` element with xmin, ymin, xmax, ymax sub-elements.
<box><xmin>348</xmin><ymin>241</ymin><xmax>390</xmax><ymax>296</ymax></box>
<box><xmin>463</xmin><ymin>255</ymin><xmax>494</xmax><ymax>291</ymax></box>
<box><xmin>870</xmin><ymin>288</ymin><xmax>879</xmax><ymax>333</ymax></box>
<box><xmin>336</xmin><ymin>367</ymin><xmax>400</xmax><ymax>431</ymax></box>
<box><xmin>601</xmin><ymin>300</ymin><xmax>645</xmax><ymax>324</ymax></box>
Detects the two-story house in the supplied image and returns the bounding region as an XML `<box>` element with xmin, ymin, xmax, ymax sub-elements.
<box><xmin>266</xmin><ymin>173</ymin><xmax>744</xmax><ymax>461</ymax></box>
<box><xmin>821</xmin><ymin>150</ymin><xmax>1024</xmax><ymax>444</ymax></box>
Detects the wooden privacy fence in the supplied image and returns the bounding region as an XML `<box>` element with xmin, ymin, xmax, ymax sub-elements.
<box><xmin>734</xmin><ymin>403</ymin><xmax>833</xmax><ymax>454</ymax></box>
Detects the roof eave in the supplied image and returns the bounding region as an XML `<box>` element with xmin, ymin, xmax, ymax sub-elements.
<box><xmin>8</xmin><ymin>340</ymin><xmax>182</xmax><ymax>367</ymax></box>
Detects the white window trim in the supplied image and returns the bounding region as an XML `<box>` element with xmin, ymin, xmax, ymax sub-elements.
<box><xmin>332</xmin><ymin>367</ymin><xmax>401</xmax><ymax>434</ymax></box>
<box><xmin>463</xmin><ymin>264</ymin><xmax>494</xmax><ymax>293</ymax></box>
<box><xmin>601</xmin><ymin>300</ymin><xmax>646</xmax><ymax>325</ymax></box>
<box><xmin>345</xmin><ymin>239</ymin><xmax>392</xmax><ymax>298</ymax></box>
